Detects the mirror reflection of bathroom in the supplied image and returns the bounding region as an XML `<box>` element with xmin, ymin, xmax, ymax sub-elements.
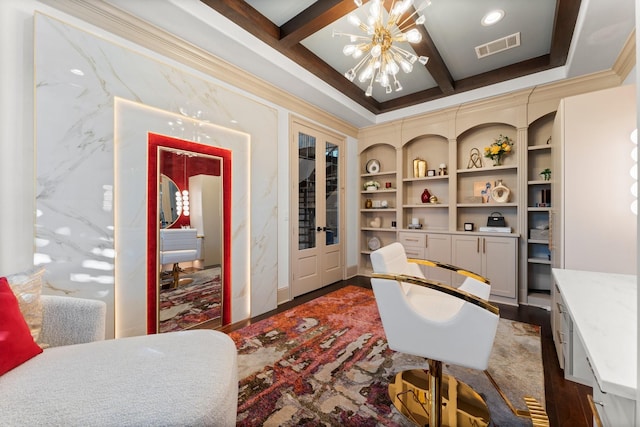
<box><xmin>158</xmin><ymin>147</ymin><xmax>223</xmax><ymax>333</ymax></box>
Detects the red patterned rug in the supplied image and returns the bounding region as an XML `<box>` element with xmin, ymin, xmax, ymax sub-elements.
<box><xmin>159</xmin><ymin>267</ymin><xmax>222</xmax><ymax>333</ymax></box>
<box><xmin>230</xmin><ymin>285</ymin><xmax>544</xmax><ymax>426</ymax></box>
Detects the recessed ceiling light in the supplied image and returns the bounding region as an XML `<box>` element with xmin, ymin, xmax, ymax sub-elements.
<box><xmin>70</xmin><ymin>68</ymin><xmax>85</xmax><ymax>76</ymax></box>
<box><xmin>481</xmin><ymin>9</ymin><xmax>505</xmax><ymax>26</ymax></box>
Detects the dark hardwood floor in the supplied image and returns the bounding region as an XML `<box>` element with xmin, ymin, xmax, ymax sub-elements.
<box><xmin>220</xmin><ymin>276</ymin><xmax>593</xmax><ymax>427</ymax></box>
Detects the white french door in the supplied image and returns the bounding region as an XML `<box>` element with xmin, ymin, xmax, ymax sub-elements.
<box><xmin>291</xmin><ymin>120</ymin><xmax>344</xmax><ymax>297</ymax></box>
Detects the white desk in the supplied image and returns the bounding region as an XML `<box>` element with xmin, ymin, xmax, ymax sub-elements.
<box><xmin>552</xmin><ymin>268</ymin><xmax>637</xmax><ymax>425</ymax></box>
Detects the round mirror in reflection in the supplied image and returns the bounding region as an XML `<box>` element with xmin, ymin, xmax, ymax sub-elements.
<box><xmin>159</xmin><ymin>174</ymin><xmax>180</xmax><ymax>228</ymax></box>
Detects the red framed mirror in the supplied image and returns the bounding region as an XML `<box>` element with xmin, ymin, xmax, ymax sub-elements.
<box><xmin>147</xmin><ymin>132</ymin><xmax>232</xmax><ymax>334</ymax></box>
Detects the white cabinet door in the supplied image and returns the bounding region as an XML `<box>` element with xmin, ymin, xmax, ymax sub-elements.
<box><xmin>551</xmin><ymin>280</ymin><xmax>565</xmax><ymax>369</ymax></box>
<box><xmin>424</xmin><ymin>233</ymin><xmax>452</xmax><ymax>285</ymax></box>
<box><xmin>482</xmin><ymin>236</ymin><xmax>517</xmax><ymax>298</ymax></box>
<box><xmin>452</xmin><ymin>235</ymin><xmax>517</xmax><ymax>300</ymax></box>
<box><xmin>451</xmin><ymin>235</ymin><xmax>483</xmax><ymax>287</ymax></box>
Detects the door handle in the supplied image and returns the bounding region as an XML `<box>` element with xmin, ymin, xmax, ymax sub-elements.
<box><xmin>316</xmin><ymin>226</ymin><xmax>327</xmax><ymax>232</ymax></box>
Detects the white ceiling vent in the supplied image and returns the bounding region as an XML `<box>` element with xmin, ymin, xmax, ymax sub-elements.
<box><xmin>475</xmin><ymin>32</ymin><xmax>521</xmax><ymax>59</ymax></box>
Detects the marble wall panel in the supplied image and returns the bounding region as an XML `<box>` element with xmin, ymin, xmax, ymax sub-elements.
<box><xmin>35</xmin><ymin>13</ymin><xmax>278</xmax><ymax>338</ymax></box>
<box><xmin>114</xmin><ymin>98</ymin><xmax>250</xmax><ymax>337</ymax></box>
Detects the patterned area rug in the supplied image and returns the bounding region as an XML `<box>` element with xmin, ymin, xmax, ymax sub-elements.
<box><xmin>159</xmin><ymin>267</ymin><xmax>222</xmax><ymax>333</ymax></box>
<box><xmin>230</xmin><ymin>285</ymin><xmax>544</xmax><ymax>426</ymax></box>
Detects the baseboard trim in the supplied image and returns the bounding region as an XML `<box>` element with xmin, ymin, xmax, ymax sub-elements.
<box><xmin>277</xmin><ymin>287</ymin><xmax>291</xmax><ymax>305</ymax></box>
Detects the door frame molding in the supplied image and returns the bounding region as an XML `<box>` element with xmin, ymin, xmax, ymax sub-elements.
<box><xmin>288</xmin><ymin>115</ymin><xmax>347</xmax><ymax>300</ymax></box>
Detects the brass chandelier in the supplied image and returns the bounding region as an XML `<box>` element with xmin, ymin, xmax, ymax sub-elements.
<box><xmin>333</xmin><ymin>0</ymin><xmax>430</xmax><ymax>97</ymax></box>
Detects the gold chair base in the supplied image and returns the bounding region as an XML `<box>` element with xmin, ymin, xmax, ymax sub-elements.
<box><xmin>170</xmin><ymin>263</ymin><xmax>193</xmax><ymax>289</ymax></box>
<box><xmin>389</xmin><ymin>369</ymin><xmax>490</xmax><ymax>427</ymax></box>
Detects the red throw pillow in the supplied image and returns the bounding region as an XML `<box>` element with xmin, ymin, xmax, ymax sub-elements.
<box><xmin>0</xmin><ymin>276</ymin><xmax>43</xmax><ymax>375</ymax></box>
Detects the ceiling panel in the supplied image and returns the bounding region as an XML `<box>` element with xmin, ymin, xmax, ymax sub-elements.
<box><xmin>301</xmin><ymin>9</ymin><xmax>438</xmax><ymax>102</ymax></box>
<box><xmin>92</xmin><ymin>0</ymin><xmax>634</xmax><ymax>125</ymax></box>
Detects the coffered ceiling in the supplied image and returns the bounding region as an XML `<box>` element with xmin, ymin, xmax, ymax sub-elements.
<box><xmin>201</xmin><ymin>0</ymin><xmax>578</xmax><ymax>115</ymax></box>
<box><xmin>52</xmin><ymin>0</ymin><xmax>635</xmax><ymax>127</ymax></box>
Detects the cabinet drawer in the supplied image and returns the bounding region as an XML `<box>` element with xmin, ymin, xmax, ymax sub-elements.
<box><xmin>591</xmin><ymin>385</ymin><xmax>636</xmax><ymax>427</ymax></box>
<box><xmin>404</xmin><ymin>247</ymin><xmax>425</xmax><ymax>259</ymax></box>
<box><xmin>399</xmin><ymin>232</ymin><xmax>426</xmax><ymax>248</ymax></box>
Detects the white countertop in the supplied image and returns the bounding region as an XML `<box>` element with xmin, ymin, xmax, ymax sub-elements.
<box><xmin>552</xmin><ymin>268</ymin><xmax>637</xmax><ymax>400</ymax></box>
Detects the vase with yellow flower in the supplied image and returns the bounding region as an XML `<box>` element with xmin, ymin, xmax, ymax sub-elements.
<box><xmin>484</xmin><ymin>134</ymin><xmax>514</xmax><ymax>166</ymax></box>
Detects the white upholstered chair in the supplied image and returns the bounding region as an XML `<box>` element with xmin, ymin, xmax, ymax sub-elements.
<box><xmin>371</xmin><ymin>242</ymin><xmax>491</xmax><ymax>300</ymax></box>
<box><xmin>370</xmin><ymin>242</ymin><xmax>500</xmax><ymax>427</ymax></box>
<box><xmin>159</xmin><ymin>228</ymin><xmax>198</xmax><ymax>288</ymax></box>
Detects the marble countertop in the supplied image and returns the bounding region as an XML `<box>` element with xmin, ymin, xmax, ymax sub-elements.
<box><xmin>552</xmin><ymin>268</ymin><xmax>637</xmax><ymax>400</ymax></box>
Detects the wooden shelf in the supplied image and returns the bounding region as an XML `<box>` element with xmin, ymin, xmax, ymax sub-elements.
<box><xmin>528</xmin><ymin>239</ymin><xmax>549</xmax><ymax>245</ymax></box>
<box><xmin>456</xmin><ymin>165</ymin><xmax>518</xmax><ymax>174</ymax></box>
<box><xmin>457</xmin><ymin>202</ymin><xmax>517</xmax><ymax>208</ymax></box>
<box><xmin>403</xmin><ymin>204</ymin><xmax>449</xmax><ymax>208</ymax></box>
<box><xmin>361</xmin><ymin>189</ymin><xmax>396</xmax><ymax>194</ymax></box>
<box><xmin>528</xmin><ymin>144</ymin><xmax>552</xmax><ymax>151</ymax></box>
<box><xmin>528</xmin><ymin>257</ymin><xmax>552</xmax><ymax>264</ymax></box>
<box><xmin>402</xmin><ymin>175</ymin><xmax>449</xmax><ymax>182</ymax></box>
<box><xmin>361</xmin><ymin>171</ymin><xmax>397</xmax><ymax>178</ymax></box>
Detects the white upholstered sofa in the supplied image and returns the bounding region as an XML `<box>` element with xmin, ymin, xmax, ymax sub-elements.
<box><xmin>0</xmin><ymin>295</ymin><xmax>238</xmax><ymax>426</ymax></box>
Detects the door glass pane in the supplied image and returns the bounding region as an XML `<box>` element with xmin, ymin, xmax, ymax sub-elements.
<box><xmin>298</xmin><ymin>132</ymin><xmax>316</xmax><ymax>250</ymax></box>
<box><xmin>325</xmin><ymin>142</ymin><xmax>339</xmax><ymax>245</ymax></box>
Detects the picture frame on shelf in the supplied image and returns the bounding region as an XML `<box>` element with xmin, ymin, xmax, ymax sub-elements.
<box><xmin>474</xmin><ymin>181</ymin><xmax>493</xmax><ymax>203</ymax></box>
<box><xmin>427</xmin><ymin>169</ymin><xmax>436</xmax><ymax>177</ymax></box>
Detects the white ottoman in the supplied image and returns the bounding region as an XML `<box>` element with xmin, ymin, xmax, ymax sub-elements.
<box><xmin>0</xmin><ymin>329</ymin><xmax>238</xmax><ymax>426</ymax></box>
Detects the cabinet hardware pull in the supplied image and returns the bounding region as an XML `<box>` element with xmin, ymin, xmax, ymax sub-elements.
<box><xmin>476</xmin><ymin>238</ymin><xmax>480</xmax><ymax>253</ymax></box>
<box><xmin>425</xmin><ymin>235</ymin><xmax>428</xmax><ymax>248</ymax></box>
<box><xmin>483</xmin><ymin>237</ymin><xmax>486</xmax><ymax>253</ymax></box>
<box><xmin>585</xmin><ymin>357</ymin><xmax>605</xmax><ymax>393</ymax></box>
<box><xmin>587</xmin><ymin>395</ymin><xmax>604</xmax><ymax>427</ymax></box>
<box><xmin>556</xmin><ymin>302</ymin><xmax>563</xmax><ymax>313</ymax></box>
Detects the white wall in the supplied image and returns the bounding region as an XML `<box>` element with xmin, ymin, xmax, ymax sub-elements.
<box><xmin>1</xmin><ymin>1</ymin><xmax>359</xmax><ymax>337</ymax></box>
<box><xmin>0</xmin><ymin>1</ymin><xmax>38</xmax><ymax>274</ymax></box>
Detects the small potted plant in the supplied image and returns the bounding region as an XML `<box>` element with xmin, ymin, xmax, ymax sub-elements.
<box><xmin>364</xmin><ymin>180</ymin><xmax>380</xmax><ymax>191</ymax></box>
<box><xmin>540</xmin><ymin>168</ymin><xmax>551</xmax><ymax>181</ymax></box>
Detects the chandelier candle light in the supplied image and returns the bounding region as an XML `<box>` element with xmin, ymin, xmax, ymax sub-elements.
<box><xmin>334</xmin><ymin>0</ymin><xmax>430</xmax><ymax>96</ymax></box>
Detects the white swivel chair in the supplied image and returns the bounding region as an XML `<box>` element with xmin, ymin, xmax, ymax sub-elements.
<box><xmin>371</xmin><ymin>242</ymin><xmax>491</xmax><ymax>300</ymax></box>
<box><xmin>159</xmin><ymin>228</ymin><xmax>198</xmax><ymax>288</ymax></box>
<box><xmin>370</xmin><ymin>242</ymin><xmax>500</xmax><ymax>427</ymax></box>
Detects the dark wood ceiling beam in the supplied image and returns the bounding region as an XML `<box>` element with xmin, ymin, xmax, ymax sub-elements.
<box><xmin>286</xmin><ymin>43</ymin><xmax>382</xmax><ymax>112</ymax></box>
<box><xmin>394</xmin><ymin>6</ymin><xmax>455</xmax><ymax>94</ymax></box>
<box><xmin>200</xmin><ymin>0</ymin><xmax>382</xmax><ymax>112</ymax></box>
<box><xmin>200</xmin><ymin>0</ymin><xmax>579</xmax><ymax>115</ymax></box>
<box><xmin>410</xmin><ymin>25</ymin><xmax>455</xmax><ymax>94</ymax></box>
<box><xmin>377</xmin><ymin>55</ymin><xmax>553</xmax><ymax>114</ymax></box>
<box><xmin>200</xmin><ymin>0</ymin><xmax>280</xmax><ymax>43</ymax></box>
<box><xmin>448</xmin><ymin>55</ymin><xmax>552</xmax><ymax>95</ymax></box>
<box><xmin>549</xmin><ymin>0</ymin><xmax>581</xmax><ymax>66</ymax></box>
<box><xmin>280</xmin><ymin>0</ymin><xmax>357</xmax><ymax>47</ymax></box>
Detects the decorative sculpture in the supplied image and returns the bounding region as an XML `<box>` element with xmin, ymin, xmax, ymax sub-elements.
<box><xmin>467</xmin><ymin>148</ymin><xmax>483</xmax><ymax>169</ymax></box>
